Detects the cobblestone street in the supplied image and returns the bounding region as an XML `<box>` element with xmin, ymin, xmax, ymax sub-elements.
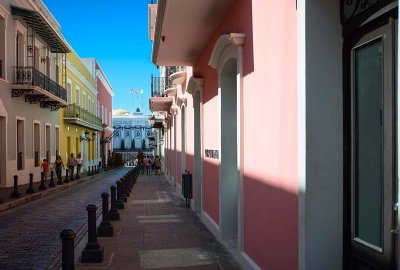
<box><xmin>0</xmin><ymin>167</ymin><xmax>130</xmax><ymax>270</ymax></box>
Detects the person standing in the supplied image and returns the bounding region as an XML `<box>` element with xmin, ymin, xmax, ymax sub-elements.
<box><xmin>76</xmin><ymin>153</ymin><xmax>83</xmax><ymax>179</ymax></box>
<box><xmin>154</xmin><ymin>156</ymin><xmax>161</xmax><ymax>175</ymax></box>
<box><xmin>53</xmin><ymin>155</ymin><xmax>64</xmax><ymax>183</ymax></box>
<box><xmin>41</xmin><ymin>159</ymin><xmax>49</xmax><ymax>181</ymax></box>
<box><xmin>146</xmin><ymin>156</ymin><xmax>152</xmax><ymax>175</ymax></box>
<box><xmin>67</xmin><ymin>153</ymin><xmax>77</xmax><ymax>180</ymax></box>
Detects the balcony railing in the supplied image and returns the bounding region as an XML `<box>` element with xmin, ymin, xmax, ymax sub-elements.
<box><xmin>151</xmin><ymin>75</ymin><xmax>174</xmax><ymax>97</ymax></box>
<box><xmin>14</xmin><ymin>66</ymin><xmax>67</xmax><ymax>102</ymax></box>
<box><xmin>64</xmin><ymin>104</ymin><xmax>102</xmax><ymax>128</ymax></box>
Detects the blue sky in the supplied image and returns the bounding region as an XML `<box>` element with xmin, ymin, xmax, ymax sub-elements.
<box><xmin>42</xmin><ymin>0</ymin><xmax>158</xmax><ymax>115</ymax></box>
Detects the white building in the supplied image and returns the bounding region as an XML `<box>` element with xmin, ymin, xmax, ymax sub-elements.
<box><xmin>112</xmin><ymin>108</ymin><xmax>154</xmax><ymax>160</ymax></box>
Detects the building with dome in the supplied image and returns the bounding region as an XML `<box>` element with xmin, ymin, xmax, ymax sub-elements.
<box><xmin>112</xmin><ymin>108</ymin><xmax>154</xmax><ymax>161</ymax></box>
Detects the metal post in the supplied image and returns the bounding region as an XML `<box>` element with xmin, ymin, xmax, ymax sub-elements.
<box><xmin>118</xmin><ymin>180</ymin><xmax>127</xmax><ymax>202</ymax></box>
<box><xmin>70</xmin><ymin>167</ymin><xmax>74</xmax><ymax>181</ymax></box>
<box><xmin>10</xmin><ymin>175</ymin><xmax>21</xmax><ymax>198</ymax></box>
<box><xmin>64</xmin><ymin>168</ymin><xmax>70</xmax><ymax>184</ymax></box>
<box><xmin>116</xmin><ymin>181</ymin><xmax>125</xmax><ymax>209</ymax></box>
<box><xmin>26</xmin><ymin>173</ymin><xmax>35</xmax><ymax>194</ymax></box>
<box><xmin>97</xmin><ymin>193</ymin><xmax>114</xmax><ymax>236</ymax></box>
<box><xmin>60</xmin><ymin>228</ymin><xmax>77</xmax><ymax>270</ymax></box>
<box><xmin>49</xmin><ymin>170</ymin><xmax>55</xmax><ymax>187</ymax></box>
<box><xmin>81</xmin><ymin>204</ymin><xmax>104</xmax><ymax>263</ymax></box>
<box><xmin>39</xmin><ymin>172</ymin><xmax>47</xmax><ymax>190</ymax></box>
<box><xmin>109</xmin><ymin>186</ymin><xmax>120</xmax><ymax>220</ymax></box>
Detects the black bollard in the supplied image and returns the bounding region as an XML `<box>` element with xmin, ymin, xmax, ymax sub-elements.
<box><xmin>38</xmin><ymin>172</ymin><xmax>47</xmax><ymax>190</ymax></box>
<box><xmin>64</xmin><ymin>168</ymin><xmax>70</xmax><ymax>184</ymax></box>
<box><xmin>69</xmin><ymin>167</ymin><xmax>75</xmax><ymax>181</ymax></box>
<box><xmin>26</xmin><ymin>173</ymin><xmax>35</xmax><ymax>194</ymax></box>
<box><xmin>116</xmin><ymin>181</ymin><xmax>125</xmax><ymax>209</ymax></box>
<box><xmin>109</xmin><ymin>186</ymin><xmax>120</xmax><ymax>220</ymax></box>
<box><xmin>81</xmin><ymin>204</ymin><xmax>104</xmax><ymax>263</ymax></box>
<box><xmin>120</xmin><ymin>177</ymin><xmax>129</xmax><ymax>198</ymax></box>
<box><xmin>97</xmin><ymin>193</ymin><xmax>114</xmax><ymax>236</ymax></box>
<box><xmin>88</xmin><ymin>166</ymin><xmax>91</xmax><ymax>176</ymax></box>
<box><xmin>49</xmin><ymin>171</ymin><xmax>55</xmax><ymax>187</ymax></box>
<box><xmin>117</xmin><ymin>180</ymin><xmax>127</xmax><ymax>203</ymax></box>
<box><xmin>60</xmin><ymin>229</ymin><xmax>77</xmax><ymax>270</ymax></box>
<box><xmin>10</xmin><ymin>175</ymin><xmax>21</xmax><ymax>198</ymax></box>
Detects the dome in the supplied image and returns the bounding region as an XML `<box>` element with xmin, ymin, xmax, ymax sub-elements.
<box><xmin>113</xmin><ymin>109</ymin><xmax>130</xmax><ymax>116</ymax></box>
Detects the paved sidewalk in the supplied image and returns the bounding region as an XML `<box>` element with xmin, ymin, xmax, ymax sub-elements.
<box><xmin>76</xmin><ymin>174</ymin><xmax>241</xmax><ymax>270</ymax></box>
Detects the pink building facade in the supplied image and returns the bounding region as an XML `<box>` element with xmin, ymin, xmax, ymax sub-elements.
<box><xmin>82</xmin><ymin>58</ymin><xmax>114</xmax><ymax>167</ymax></box>
<box><xmin>149</xmin><ymin>1</ymin><xmax>399</xmax><ymax>269</ymax></box>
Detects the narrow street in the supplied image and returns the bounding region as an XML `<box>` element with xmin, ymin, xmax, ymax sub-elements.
<box><xmin>0</xmin><ymin>167</ymin><xmax>130</xmax><ymax>270</ymax></box>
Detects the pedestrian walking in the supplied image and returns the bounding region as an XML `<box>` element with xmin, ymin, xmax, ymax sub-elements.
<box><xmin>53</xmin><ymin>155</ymin><xmax>65</xmax><ymax>182</ymax></box>
<box><xmin>67</xmin><ymin>153</ymin><xmax>77</xmax><ymax>180</ymax></box>
<box><xmin>146</xmin><ymin>156</ymin><xmax>152</xmax><ymax>175</ymax></box>
<box><xmin>154</xmin><ymin>156</ymin><xmax>161</xmax><ymax>175</ymax></box>
<box><xmin>137</xmin><ymin>150</ymin><xmax>145</xmax><ymax>174</ymax></box>
<box><xmin>76</xmin><ymin>153</ymin><xmax>83</xmax><ymax>179</ymax></box>
<box><xmin>40</xmin><ymin>159</ymin><xmax>49</xmax><ymax>181</ymax></box>
<box><xmin>151</xmin><ymin>156</ymin><xmax>155</xmax><ymax>174</ymax></box>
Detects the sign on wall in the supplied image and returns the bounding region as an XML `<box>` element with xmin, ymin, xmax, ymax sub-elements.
<box><xmin>205</xmin><ymin>149</ymin><xmax>219</xmax><ymax>159</ymax></box>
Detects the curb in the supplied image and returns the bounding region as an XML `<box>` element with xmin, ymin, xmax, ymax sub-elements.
<box><xmin>0</xmin><ymin>168</ymin><xmax>118</xmax><ymax>213</ymax></box>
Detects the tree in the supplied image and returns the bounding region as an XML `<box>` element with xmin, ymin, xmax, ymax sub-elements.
<box><xmin>142</xmin><ymin>139</ymin><xmax>146</xmax><ymax>149</ymax></box>
<box><xmin>121</xmin><ymin>139</ymin><xmax>125</xmax><ymax>150</ymax></box>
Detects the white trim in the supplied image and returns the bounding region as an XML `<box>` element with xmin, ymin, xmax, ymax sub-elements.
<box><xmin>209</xmin><ymin>33</ymin><xmax>245</xmax><ymax>252</ymax></box>
<box><xmin>201</xmin><ymin>211</ymin><xmax>221</xmax><ymax>240</ymax></box>
<box><xmin>297</xmin><ymin>1</ymin><xmax>306</xmax><ymax>269</ymax></box>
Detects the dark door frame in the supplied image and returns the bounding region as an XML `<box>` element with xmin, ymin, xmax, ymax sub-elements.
<box><xmin>343</xmin><ymin>7</ymin><xmax>398</xmax><ymax>270</ymax></box>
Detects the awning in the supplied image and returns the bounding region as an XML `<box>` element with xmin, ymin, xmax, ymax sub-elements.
<box><xmin>11</xmin><ymin>5</ymin><xmax>70</xmax><ymax>53</ymax></box>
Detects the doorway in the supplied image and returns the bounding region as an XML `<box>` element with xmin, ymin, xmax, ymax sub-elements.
<box><xmin>344</xmin><ymin>19</ymin><xmax>397</xmax><ymax>270</ymax></box>
<box><xmin>220</xmin><ymin>58</ymin><xmax>239</xmax><ymax>244</ymax></box>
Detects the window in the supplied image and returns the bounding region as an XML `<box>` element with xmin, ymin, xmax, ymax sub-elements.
<box><xmin>105</xmin><ymin>108</ymin><xmax>108</xmax><ymax>125</ymax></box>
<box><xmin>45</xmin><ymin>124</ymin><xmax>50</xmax><ymax>163</ymax></box>
<box><xmin>55</xmin><ymin>126</ymin><xmax>59</xmax><ymax>157</ymax></box>
<box><xmin>76</xmin><ymin>88</ymin><xmax>80</xmax><ymax>105</ymax></box>
<box><xmin>16</xmin><ymin>118</ymin><xmax>24</xmax><ymax>170</ymax></box>
<box><xmin>88</xmin><ymin>96</ymin><xmax>91</xmax><ymax>112</ymax></box>
<box><xmin>67</xmin><ymin>82</ymin><xmax>72</xmax><ymax>104</ymax></box>
<box><xmin>33</xmin><ymin>122</ymin><xmax>40</xmax><ymax>167</ymax></box>
<box><xmin>82</xmin><ymin>92</ymin><xmax>86</xmax><ymax>110</ymax></box>
<box><xmin>102</xmin><ymin>105</ymin><xmax>104</xmax><ymax>123</ymax></box>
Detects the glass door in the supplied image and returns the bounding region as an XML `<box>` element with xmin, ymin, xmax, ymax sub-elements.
<box><xmin>349</xmin><ymin>22</ymin><xmax>395</xmax><ymax>270</ymax></box>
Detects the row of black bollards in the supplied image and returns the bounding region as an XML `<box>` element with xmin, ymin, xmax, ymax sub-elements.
<box><xmin>60</xmin><ymin>167</ymin><xmax>140</xmax><ymax>269</ymax></box>
<box><xmin>10</xmin><ymin>169</ymin><xmax>78</xmax><ymax>199</ymax></box>
<box><xmin>87</xmin><ymin>165</ymin><xmax>100</xmax><ymax>176</ymax></box>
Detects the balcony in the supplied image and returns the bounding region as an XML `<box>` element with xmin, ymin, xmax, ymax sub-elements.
<box><xmin>12</xmin><ymin>66</ymin><xmax>68</xmax><ymax>111</ymax></box>
<box><xmin>63</xmin><ymin>104</ymin><xmax>103</xmax><ymax>131</ymax></box>
<box><xmin>169</xmin><ymin>66</ymin><xmax>186</xmax><ymax>85</ymax></box>
<box><xmin>150</xmin><ymin>75</ymin><xmax>173</xmax><ymax>112</ymax></box>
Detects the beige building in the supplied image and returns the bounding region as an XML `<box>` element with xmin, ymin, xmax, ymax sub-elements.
<box><xmin>0</xmin><ymin>0</ymin><xmax>69</xmax><ymax>189</ymax></box>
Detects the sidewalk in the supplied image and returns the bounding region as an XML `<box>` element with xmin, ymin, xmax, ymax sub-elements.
<box><xmin>76</xmin><ymin>173</ymin><xmax>241</xmax><ymax>270</ymax></box>
<box><xmin>0</xmin><ymin>168</ymin><xmax>114</xmax><ymax>213</ymax></box>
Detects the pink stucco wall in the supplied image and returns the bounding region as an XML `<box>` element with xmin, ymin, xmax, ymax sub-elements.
<box><xmin>192</xmin><ymin>0</ymin><xmax>298</xmax><ymax>269</ymax></box>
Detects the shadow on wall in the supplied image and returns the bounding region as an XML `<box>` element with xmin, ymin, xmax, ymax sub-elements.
<box><xmin>166</xmin><ymin>152</ymin><xmax>298</xmax><ymax>270</ymax></box>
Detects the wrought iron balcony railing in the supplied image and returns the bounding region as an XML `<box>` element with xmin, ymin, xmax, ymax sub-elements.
<box><xmin>64</xmin><ymin>104</ymin><xmax>102</xmax><ymax>128</ymax></box>
<box><xmin>151</xmin><ymin>75</ymin><xmax>174</xmax><ymax>97</ymax></box>
<box><xmin>14</xmin><ymin>66</ymin><xmax>67</xmax><ymax>102</ymax></box>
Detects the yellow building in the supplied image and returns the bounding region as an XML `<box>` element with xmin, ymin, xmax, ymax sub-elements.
<box><xmin>58</xmin><ymin>48</ymin><xmax>102</xmax><ymax>172</ymax></box>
